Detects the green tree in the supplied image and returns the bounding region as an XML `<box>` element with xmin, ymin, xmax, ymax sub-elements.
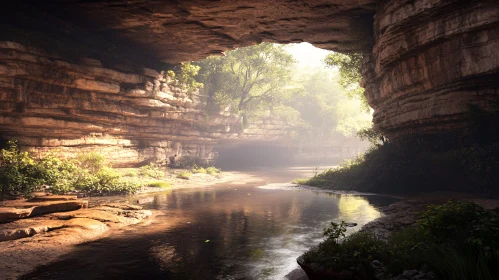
<box><xmin>323</xmin><ymin>52</ymin><xmax>370</xmax><ymax>112</ymax></box>
<box><xmin>287</xmin><ymin>68</ymin><xmax>371</xmax><ymax>141</ymax></box>
<box><xmin>195</xmin><ymin>43</ymin><xmax>296</xmax><ymax>119</ymax></box>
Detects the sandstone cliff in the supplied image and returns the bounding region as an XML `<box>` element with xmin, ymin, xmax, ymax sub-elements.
<box><xmin>0</xmin><ymin>42</ymin><xmax>290</xmax><ymax>166</ymax></box>
<box><xmin>0</xmin><ymin>0</ymin><xmax>498</xmax><ymax>161</ymax></box>
<box><xmin>363</xmin><ymin>0</ymin><xmax>499</xmax><ymax>138</ymax></box>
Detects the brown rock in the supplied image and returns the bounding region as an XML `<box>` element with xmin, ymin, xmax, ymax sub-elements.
<box><xmin>103</xmin><ymin>203</ymin><xmax>143</xmax><ymax>211</ymax></box>
<box><xmin>0</xmin><ymin>207</ymin><xmax>34</xmax><ymax>223</ymax></box>
<box><xmin>63</xmin><ymin>217</ymin><xmax>108</xmax><ymax>232</ymax></box>
<box><xmin>28</xmin><ymin>195</ymin><xmax>78</xmax><ymax>202</ymax></box>
<box><xmin>1</xmin><ymin>200</ymin><xmax>89</xmax><ymax>221</ymax></box>
<box><xmin>363</xmin><ymin>0</ymin><xmax>499</xmax><ymax>138</ymax></box>
<box><xmin>0</xmin><ymin>0</ymin><xmax>496</xmax><ymax>163</ymax></box>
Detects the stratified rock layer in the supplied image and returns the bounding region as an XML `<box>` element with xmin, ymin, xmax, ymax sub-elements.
<box><xmin>364</xmin><ymin>0</ymin><xmax>499</xmax><ymax>138</ymax></box>
<box><xmin>0</xmin><ymin>41</ymin><xmax>290</xmax><ymax>166</ymax></box>
<box><xmin>0</xmin><ymin>0</ymin><xmax>498</xmax><ymax>156</ymax></box>
<box><xmin>16</xmin><ymin>0</ymin><xmax>376</xmax><ymax>63</ymax></box>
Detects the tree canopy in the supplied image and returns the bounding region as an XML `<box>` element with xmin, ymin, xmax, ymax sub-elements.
<box><xmin>323</xmin><ymin>52</ymin><xmax>370</xmax><ymax>112</ymax></box>
<box><xmin>195</xmin><ymin>43</ymin><xmax>296</xmax><ymax>120</ymax></box>
<box><xmin>187</xmin><ymin>43</ymin><xmax>372</xmax><ymax>142</ymax></box>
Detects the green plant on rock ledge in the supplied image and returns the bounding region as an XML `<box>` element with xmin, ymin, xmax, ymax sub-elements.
<box><xmin>0</xmin><ymin>141</ymin><xmax>141</xmax><ymax>196</ymax></box>
<box><xmin>176</xmin><ymin>171</ymin><xmax>192</xmax><ymax>180</ymax></box>
<box><xmin>147</xmin><ymin>181</ymin><xmax>171</xmax><ymax>188</ymax></box>
<box><xmin>138</xmin><ymin>162</ymin><xmax>164</xmax><ymax>179</ymax></box>
<box><xmin>301</xmin><ymin>201</ymin><xmax>499</xmax><ymax>279</ymax></box>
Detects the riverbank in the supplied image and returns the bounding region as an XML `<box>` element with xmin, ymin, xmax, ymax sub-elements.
<box><xmin>131</xmin><ymin>169</ymin><xmax>264</xmax><ymax>195</ymax></box>
<box><xmin>0</xmin><ymin>195</ymin><xmax>152</xmax><ymax>280</ymax></box>
<box><xmin>296</xmin><ymin>191</ymin><xmax>499</xmax><ymax>280</ymax></box>
<box><xmin>0</xmin><ymin>170</ymin><xmax>265</xmax><ymax>280</ymax></box>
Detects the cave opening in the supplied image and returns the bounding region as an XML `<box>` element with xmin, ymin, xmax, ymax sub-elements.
<box><xmin>176</xmin><ymin>42</ymin><xmax>372</xmax><ymax>170</ymax></box>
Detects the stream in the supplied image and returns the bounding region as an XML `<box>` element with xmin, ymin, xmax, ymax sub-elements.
<box><xmin>24</xmin><ymin>167</ymin><xmax>397</xmax><ymax>280</ymax></box>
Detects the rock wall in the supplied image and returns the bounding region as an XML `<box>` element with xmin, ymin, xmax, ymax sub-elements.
<box><xmin>363</xmin><ymin>0</ymin><xmax>499</xmax><ymax>138</ymax></box>
<box><xmin>1</xmin><ymin>0</ymin><xmax>498</xmax><ymax>158</ymax></box>
<box><xmin>0</xmin><ymin>42</ymin><xmax>290</xmax><ymax>166</ymax></box>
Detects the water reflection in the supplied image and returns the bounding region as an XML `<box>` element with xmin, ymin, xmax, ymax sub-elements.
<box><xmin>25</xmin><ymin>184</ymin><xmax>396</xmax><ymax>280</ymax></box>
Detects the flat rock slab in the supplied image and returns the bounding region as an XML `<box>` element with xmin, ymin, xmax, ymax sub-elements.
<box><xmin>0</xmin><ymin>207</ymin><xmax>34</xmax><ymax>223</ymax></box>
<box><xmin>28</xmin><ymin>195</ymin><xmax>78</xmax><ymax>202</ymax></box>
<box><xmin>0</xmin><ymin>218</ymin><xmax>65</xmax><ymax>242</ymax></box>
<box><xmin>0</xmin><ymin>203</ymin><xmax>152</xmax><ymax>279</ymax></box>
<box><xmin>103</xmin><ymin>203</ymin><xmax>143</xmax><ymax>210</ymax></box>
<box><xmin>0</xmin><ymin>200</ymin><xmax>88</xmax><ymax>223</ymax></box>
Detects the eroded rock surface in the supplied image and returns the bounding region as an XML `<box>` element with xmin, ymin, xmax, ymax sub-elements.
<box><xmin>0</xmin><ymin>41</ymin><xmax>291</xmax><ymax>166</ymax></box>
<box><xmin>9</xmin><ymin>0</ymin><xmax>376</xmax><ymax>64</ymax></box>
<box><xmin>0</xmin><ymin>197</ymin><xmax>88</xmax><ymax>223</ymax></box>
<box><xmin>0</xmin><ymin>0</ymin><xmax>497</xmax><ymax>156</ymax></box>
<box><xmin>361</xmin><ymin>192</ymin><xmax>499</xmax><ymax>240</ymax></box>
<box><xmin>0</xmin><ymin>198</ymin><xmax>152</xmax><ymax>280</ymax></box>
<box><xmin>364</xmin><ymin>0</ymin><xmax>499</xmax><ymax>138</ymax></box>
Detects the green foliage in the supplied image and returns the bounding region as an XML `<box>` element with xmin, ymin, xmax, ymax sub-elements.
<box><xmin>0</xmin><ymin>141</ymin><xmax>52</xmax><ymax>196</ymax></box>
<box><xmin>0</xmin><ymin>141</ymin><xmax>141</xmax><ymax>196</ymax></box>
<box><xmin>206</xmin><ymin>166</ymin><xmax>221</xmax><ymax>175</ymax></box>
<box><xmin>356</xmin><ymin>126</ymin><xmax>386</xmax><ymax>146</ymax></box>
<box><xmin>291</xmin><ymin>178</ymin><xmax>308</xmax><ymax>185</ymax></box>
<box><xmin>147</xmin><ymin>181</ymin><xmax>172</xmax><ymax>188</ymax></box>
<box><xmin>191</xmin><ymin>165</ymin><xmax>207</xmax><ymax>174</ymax></box>
<box><xmin>285</xmin><ymin>67</ymin><xmax>370</xmax><ymax>141</ymax></box>
<box><xmin>302</xmin><ymin>201</ymin><xmax>499</xmax><ymax>278</ymax></box>
<box><xmin>176</xmin><ymin>62</ymin><xmax>204</xmax><ymax>91</ymax></box>
<box><xmin>138</xmin><ymin>163</ymin><xmax>164</xmax><ymax>179</ymax></box>
<box><xmin>303</xmin><ymin>227</ymin><xmax>387</xmax><ymax>273</ymax></box>
<box><xmin>294</xmin><ymin>135</ymin><xmax>499</xmax><ymax>195</ymax></box>
<box><xmin>196</xmin><ymin>44</ymin><xmax>371</xmax><ymax>140</ymax></box>
<box><xmin>196</xmin><ymin>43</ymin><xmax>295</xmax><ymax>118</ymax></box>
<box><xmin>419</xmin><ymin>201</ymin><xmax>499</xmax><ymax>248</ymax></box>
<box><xmin>173</xmin><ymin>156</ymin><xmax>210</xmax><ymax>169</ymax></box>
<box><xmin>76</xmin><ymin>152</ymin><xmax>106</xmax><ymax>173</ymax></box>
<box><xmin>177</xmin><ymin>171</ymin><xmax>192</xmax><ymax>180</ymax></box>
<box><xmin>324</xmin><ymin>52</ymin><xmax>370</xmax><ymax>112</ymax></box>
<box><xmin>424</xmin><ymin>244</ymin><xmax>498</xmax><ymax>280</ymax></box>
<box><xmin>323</xmin><ymin>221</ymin><xmax>347</xmax><ymax>242</ymax></box>
<box><xmin>125</xmin><ymin>169</ymin><xmax>138</xmax><ymax>177</ymax></box>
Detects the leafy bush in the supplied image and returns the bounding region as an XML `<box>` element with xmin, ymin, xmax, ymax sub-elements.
<box><xmin>147</xmin><ymin>181</ymin><xmax>172</xmax><ymax>188</ymax></box>
<box><xmin>295</xmin><ymin>135</ymin><xmax>499</xmax><ymax>195</ymax></box>
<box><xmin>0</xmin><ymin>141</ymin><xmax>48</xmax><ymax>196</ymax></box>
<box><xmin>76</xmin><ymin>152</ymin><xmax>106</xmax><ymax>173</ymax></box>
<box><xmin>173</xmin><ymin>156</ymin><xmax>210</xmax><ymax>169</ymax></box>
<box><xmin>0</xmin><ymin>141</ymin><xmax>141</xmax><ymax>196</ymax></box>
<box><xmin>302</xmin><ymin>201</ymin><xmax>499</xmax><ymax>279</ymax></box>
<box><xmin>191</xmin><ymin>165</ymin><xmax>207</xmax><ymax>174</ymax></box>
<box><xmin>419</xmin><ymin>201</ymin><xmax>499</xmax><ymax>249</ymax></box>
<box><xmin>138</xmin><ymin>163</ymin><xmax>164</xmax><ymax>179</ymax></box>
<box><xmin>125</xmin><ymin>169</ymin><xmax>138</xmax><ymax>177</ymax></box>
<box><xmin>176</xmin><ymin>171</ymin><xmax>192</xmax><ymax>180</ymax></box>
<box><xmin>303</xmin><ymin>221</ymin><xmax>387</xmax><ymax>274</ymax></box>
<box><xmin>206</xmin><ymin>166</ymin><xmax>221</xmax><ymax>175</ymax></box>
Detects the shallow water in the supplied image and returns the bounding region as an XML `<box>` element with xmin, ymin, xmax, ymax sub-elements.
<box><xmin>24</xmin><ymin>167</ymin><xmax>397</xmax><ymax>280</ymax></box>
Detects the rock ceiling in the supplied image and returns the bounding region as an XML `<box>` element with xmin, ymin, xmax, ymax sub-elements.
<box><xmin>13</xmin><ymin>0</ymin><xmax>377</xmax><ymax>63</ymax></box>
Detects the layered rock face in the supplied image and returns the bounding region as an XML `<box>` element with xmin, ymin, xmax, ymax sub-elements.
<box><xmin>21</xmin><ymin>0</ymin><xmax>376</xmax><ymax>63</ymax></box>
<box><xmin>1</xmin><ymin>0</ymin><xmax>498</xmax><ymax>161</ymax></box>
<box><xmin>364</xmin><ymin>0</ymin><xmax>499</xmax><ymax>138</ymax></box>
<box><xmin>0</xmin><ymin>42</ymin><xmax>290</xmax><ymax>166</ymax></box>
